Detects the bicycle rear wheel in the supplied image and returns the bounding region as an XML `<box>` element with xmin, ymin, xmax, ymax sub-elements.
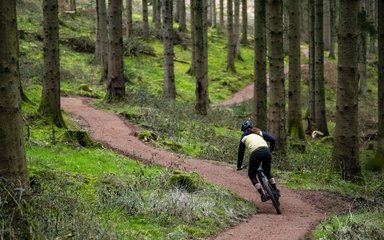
<box><xmin>261</xmin><ymin>177</ymin><xmax>281</xmax><ymax>214</ymax></box>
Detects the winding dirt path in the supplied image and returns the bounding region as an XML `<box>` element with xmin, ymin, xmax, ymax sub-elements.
<box><xmin>61</xmin><ymin>96</ymin><xmax>347</xmax><ymax>240</ymax></box>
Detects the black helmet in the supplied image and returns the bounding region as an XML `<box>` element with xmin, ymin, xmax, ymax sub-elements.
<box><xmin>241</xmin><ymin>120</ymin><xmax>253</xmax><ymax>131</ymax></box>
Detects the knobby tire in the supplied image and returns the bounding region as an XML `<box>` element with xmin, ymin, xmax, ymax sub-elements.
<box><xmin>261</xmin><ymin>177</ymin><xmax>281</xmax><ymax>214</ymax></box>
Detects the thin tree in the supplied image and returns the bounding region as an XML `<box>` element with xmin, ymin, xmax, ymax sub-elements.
<box><xmin>188</xmin><ymin>0</ymin><xmax>196</xmax><ymax>75</ymax></box>
<box><xmin>178</xmin><ymin>0</ymin><xmax>187</xmax><ymax>32</ymax></box>
<box><xmin>358</xmin><ymin>6</ymin><xmax>368</xmax><ymax>96</ymax></box>
<box><xmin>96</xmin><ymin>0</ymin><xmax>108</xmax><ymax>81</ymax></box>
<box><xmin>234</xmin><ymin>0</ymin><xmax>241</xmax><ymax>59</ymax></box>
<box><xmin>267</xmin><ymin>0</ymin><xmax>286</xmax><ymax>155</ymax></box>
<box><xmin>126</xmin><ymin>0</ymin><xmax>133</xmax><ymax>38</ymax></box>
<box><xmin>162</xmin><ymin>0</ymin><xmax>176</xmax><ymax>99</ymax></box>
<box><xmin>227</xmin><ymin>0</ymin><xmax>236</xmax><ymax>72</ymax></box>
<box><xmin>376</xmin><ymin>0</ymin><xmax>384</xmax><ymax>169</ymax></box>
<box><xmin>328</xmin><ymin>0</ymin><xmax>336</xmax><ymax>59</ymax></box>
<box><xmin>307</xmin><ymin>0</ymin><xmax>316</xmax><ymax>134</ymax></box>
<box><xmin>39</xmin><ymin>0</ymin><xmax>65</xmax><ymax>128</ymax></box>
<box><xmin>107</xmin><ymin>0</ymin><xmax>125</xmax><ymax>100</ymax></box>
<box><xmin>253</xmin><ymin>0</ymin><xmax>267</xmax><ymax>130</ymax></box>
<box><xmin>212</xmin><ymin>0</ymin><xmax>217</xmax><ymax>28</ymax></box>
<box><xmin>69</xmin><ymin>0</ymin><xmax>76</xmax><ymax>12</ymax></box>
<box><xmin>193</xmin><ymin>0</ymin><xmax>209</xmax><ymax>115</ymax></box>
<box><xmin>332</xmin><ymin>0</ymin><xmax>362</xmax><ymax>181</ymax></box>
<box><xmin>323</xmin><ymin>0</ymin><xmax>330</xmax><ymax>50</ymax></box>
<box><xmin>240</xmin><ymin>0</ymin><xmax>248</xmax><ymax>44</ymax></box>
<box><xmin>142</xmin><ymin>0</ymin><xmax>149</xmax><ymax>39</ymax></box>
<box><xmin>219</xmin><ymin>0</ymin><xmax>224</xmax><ymax>30</ymax></box>
<box><xmin>0</xmin><ymin>0</ymin><xmax>28</xmax><ymax>188</ymax></box>
<box><xmin>288</xmin><ymin>0</ymin><xmax>304</xmax><ymax>140</ymax></box>
<box><xmin>314</xmin><ymin>0</ymin><xmax>329</xmax><ymax>135</ymax></box>
<box><xmin>153</xmin><ymin>0</ymin><xmax>161</xmax><ymax>29</ymax></box>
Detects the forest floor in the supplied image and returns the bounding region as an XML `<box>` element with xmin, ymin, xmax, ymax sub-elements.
<box><xmin>61</xmin><ymin>95</ymin><xmax>353</xmax><ymax>240</ymax></box>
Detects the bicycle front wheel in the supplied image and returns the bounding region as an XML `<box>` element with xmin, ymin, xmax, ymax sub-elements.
<box><xmin>261</xmin><ymin>177</ymin><xmax>281</xmax><ymax>214</ymax></box>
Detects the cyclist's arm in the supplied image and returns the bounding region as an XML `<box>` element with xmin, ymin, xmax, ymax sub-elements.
<box><xmin>237</xmin><ymin>140</ymin><xmax>246</xmax><ymax>169</ymax></box>
<box><xmin>261</xmin><ymin>131</ymin><xmax>275</xmax><ymax>152</ymax></box>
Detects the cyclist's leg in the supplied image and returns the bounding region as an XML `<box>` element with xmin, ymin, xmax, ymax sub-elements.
<box><xmin>261</xmin><ymin>150</ymin><xmax>280</xmax><ymax>195</ymax></box>
<box><xmin>249</xmin><ymin>151</ymin><xmax>267</xmax><ymax>201</ymax></box>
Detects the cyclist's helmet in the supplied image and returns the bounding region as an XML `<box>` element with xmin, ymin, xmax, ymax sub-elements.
<box><xmin>241</xmin><ymin>120</ymin><xmax>253</xmax><ymax>132</ymax></box>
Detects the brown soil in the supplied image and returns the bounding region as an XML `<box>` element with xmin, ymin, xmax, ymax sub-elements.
<box><xmin>61</xmin><ymin>96</ymin><xmax>353</xmax><ymax>240</ymax></box>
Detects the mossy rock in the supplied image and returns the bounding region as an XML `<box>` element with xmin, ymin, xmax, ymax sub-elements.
<box><xmin>118</xmin><ymin>111</ymin><xmax>143</xmax><ymax>121</ymax></box>
<box><xmin>64</xmin><ymin>130</ymin><xmax>95</xmax><ymax>147</ymax></box>
<box><xmin>168</xmin><ymin>170</ymin><xmax>201</xmax><ymax>193</ymax></box>
<box><xmin>134</xmin><ymin>130</ymin><xmax>159</xmax><ymax>142</ymax></box>
<box><xmin>161</xmin><ymin>139</ymin><xmax>182</xmax><ymax>151</ymax></box>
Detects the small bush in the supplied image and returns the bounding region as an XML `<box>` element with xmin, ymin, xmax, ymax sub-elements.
<box><xmin>61</xmin><ymin>36</ymin><xmax>95</xmax><ymax>53</ymax></box>
<box><xmin>123</xmin><ymin>38</ymin><xmax>155</xmax><ymax>57</ymax></box>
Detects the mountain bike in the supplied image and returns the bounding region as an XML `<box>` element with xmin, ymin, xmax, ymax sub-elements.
<box><xmin>239</xmin><ymin>164</ymin><xmax>281</xmax><ymax>214</ymax></box>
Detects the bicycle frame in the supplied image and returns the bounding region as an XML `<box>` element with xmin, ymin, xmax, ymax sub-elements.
<box><xmin>256</xmin><ymin>168</ymin><xmax>281</xmax><ymax>214</ymax></box>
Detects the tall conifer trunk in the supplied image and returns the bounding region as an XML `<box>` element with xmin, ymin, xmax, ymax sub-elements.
<box><xmin>267</xmin><ymin>0</ymin><xmax>286</xmax><ymax>155</ymax></box>
<box><xmin>332</xmin><ymin>0</ymin><xmax>362</xmax><ymax>181</ymax></box>
<box><xmin>40</xmin><ymin>0</ymin><xmax>65</xmax><ymax>127</ymax></box>
<box><xmin>162</xmin><ymin>0</ymin><xmax>176</xmax><ymax>99</ymax></box>
<box><xmin>288</xmin><ymin>0</ymin><xmax>304</xmax><ymax>140</ymax></box>
<box><xmin>253</xmin><ymin>0</ymin><xmax>267</xmax><ymax>130</ymax></box>
<box><xmin>0</xmin><ymin>0</ymin><xmax>28</xmax><ymax>187</ymax></box>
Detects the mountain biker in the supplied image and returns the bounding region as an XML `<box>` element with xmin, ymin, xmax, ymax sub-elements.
<box><xmin>237</xmin><ymin>120</ymin><xmax>280</xmax><ymax>202</ymax></box>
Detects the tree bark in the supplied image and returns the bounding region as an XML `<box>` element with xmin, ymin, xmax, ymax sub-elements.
<box><xmin>219</xmin><ymin>0</ymin><xmax>224</xmax><ymax>30</ymax></box>
<box><xmin>162</xmin><ymin>0</ymin><xmax>176</xmax><ymax>99</ymax></box>
<box><xmin>328</xmin><ymin>0</ymin><xmax>336</xmax><ymax>59</ymax></box>
<box><xmin>97</xmin><ymin>0</ymin><xmax>108</xmax><ymax>81</ymax></box>
<box><xmin>153</xmin><ymin>0</ymin><xmax>161</xmax><ymax>29</ymax></box>
<box><xmin>267</xmin><ymin>0</ymin><xmax>286</xmax><ymax>155</ymax></box>
<box><xmin>142</xmin><ymin>0</ymin><xmax>149</xmax><ymax>39</ymax></box>
<box><xmin>126</xmin><ymin>0</ymin><xmax>133</xmax><ymax>38</ymax></box>
<box><xmin>253</xmin><ymin>0</ymin><xmax>267</xmax><ymax>130</ymax></box>
<box><xmin>333</xmin><ymin>0</ymin><xmax>362</xmax><ymax>181</ymax></box>
<box><xmin>227</xmin><ymin>0</ymin><xmax>236</xmax><ymax>72</ymax></box>
<box><xmin>193</xmin><ymin>0</ymin><xmax>209</xmax><ymax>115</ymax></box>
<box><xmin>240</xmin><ymin>0</ymin><xmax>248</xmax><ymax>44</ymax></box>
<box><xmin>358</xmin><ymin>7</ymin><xmax>367</xmax><ymax>96</ymax></box>
<box><xmin>0</xmin><ymin>0</ymin><xmax>28</xmax><ymax>188</ymax></box>
<box><xmin>377</xmin><ymin>0</ymin><xmax>384</xmax><ymax>167</ymax></box>
<box><xmin>234</xmin><ymin>0</ymin><xmax>241</xmax><ymax>58</ymax></box>
<box><xmin>314</xmin><ymin>0</ymin><xmax>329</xmax><ymax>135</ymax></box>
<box><xmin>212</xmin><ymin>0</ymin><xmax>217</xmax><ymax>28</ymax></box>
<box><xmin>107</xmin><ymin>0</ymin><xmax>125</xmax><ymax>100</ymax></box>
<box><xmin>178</xmin><ymin>0</ymin><xmax>187</xmax><ymax>32</ymax></box>
<box><xmin>307</xmin><ymin>0</ymin><xmax>316</xmax><ymax>134</ymax></box>
<box><xmin>323</xmin><ymin>0</ymin><xmax>330</xmax><ymax>50</ymax></box>
<box><xmin>288</xmin><ymin>0</ymin><xmax>304</xmax><ymax>140</ymax></box>
<box><xmin>40</xmin><ymin>0</ymin><xmax>65</xmax><ymax>128</ymax></box>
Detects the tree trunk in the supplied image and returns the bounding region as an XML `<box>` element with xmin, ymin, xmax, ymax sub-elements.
<box><xmin>234</xmin><ymin>0</ymin><xmax>241</xmax><ymax>58</ymax></box>
<box><xmin>188</xmin><ymin>0</ymin><xmax>196</xmax><ymax>75</ymax></box>
<box><xmin>267</xmin><ymin>0</ymin><xmax>286</xmax><ymax>155</ymax></box>
<box><xmin>219</xmin><ymin>0</ymin><xmax>224</xmax><ymax>30</ymax></box>
<box><xmin>126</xmin><ymin>0</ymin><xmax>133</xmax><ymax>38</ymax></box>
<box><xmin>69</xmin><ymin>0</ymin><xmax>76</xmax><ymax>12</ymax></box>
<box><xmin>97</xmin><ymin>0</ymin><xmax>108</xmax><ymax>82</ymax></box>
<box><xmin>178</xmin><ymin>0</ymin><xmax>187</xmax><ymax>32</ymax></box>
<box><xmin>162</xmin><ymin>0</ymin><xmax>176</xmax><ymax>99</ymax></box>
<box><xmin>153</xmin><ymin>0</ymin><xmax>161</xmax><ymax>29</ymax></box>
<box><xmin>323</xmin><ymin>0</ymin><xmax>330</xmax><ymax>50</ymax></box>
<box><xmin>328</xmin><ymin>0</ymin><xmax>336</xmax><ymax>59</ymax></box>
<box><xmin>282</xmin><ymin>2</ymin><xmax>289</xmax><ymax>54</ymax></box>
<box><xmin>142</xmin><ymin>0</ymin><xmax>149</xmax><ymax>39</ymax></box>
<box><xmin>0</xmin><ymin>0</ymin><xmax>28</xmax><ymax>188</ymax></box>
<box><xmin>40</xmin><ymin>0</ymin><xmax>65</xmax><ymax>128</ymax></box>
<box><xmin>314</xmin><ymin>0</ymin><xmax>329</xmax><ymax>135</ymax></box>
<box><xmin>377</xmin><ymin>0</ymin><xmax>384</xmax><ymax>168</ymax></box>
<box><xmin>307</xmin><ymin>0</ymin><xmax>316</xmax><ymax>134</ymax></box>
<box><xmin>369</xmin><ymin>0</ymin><xmax>376</xmax><ymax>54</ymax></box>
<box><xmin>240</xmin><ymin>0</ymin><xmax>248</xmax><ymax>44</ymax></box>
<box><xmin>300</xmin><ymin>0</ymin><xmax>308</xmax><ymax>43</ymax></box>
<box><xmin>107</xmin><ymin>0</ymin><xmax>125</xmax><ymax>100</ymax></box>
<box><xmin>358</xmin><ymin>7</ymin><xmax>367</xmax><ymax>96</ymax></box>
<box><xmin>333</xmin><ymin>0</ymin><xmax>362</xmax><ymax>181</ymax></box>
<box><xmin>193</xmin><ymin>0</ymin><xmax>209</xmax><ymax>115</ymax></box>
<box><xmin>227</xmin><ymin>0</ymin><xmax>236</xmax><ymax>72</ymax></box>
<box><xmin>212</xmin><ymin>0</ymin><xmax>217</xmax><ymax>28</ymax></box>
<box><xmin>253</xmin><ymin>0</ymin><xmax>267</xmax><ymax>130</ymax></box>
<box><xmin>288</xmin><ymin>0</ymin><xmax>304</xmax><ymax>140</ymax></box>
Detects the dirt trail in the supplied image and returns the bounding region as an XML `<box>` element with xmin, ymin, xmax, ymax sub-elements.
<box><xmin>61</xmin><ymin>96</ymin><xmax>348</xmax><ymax>240</ymax></box>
